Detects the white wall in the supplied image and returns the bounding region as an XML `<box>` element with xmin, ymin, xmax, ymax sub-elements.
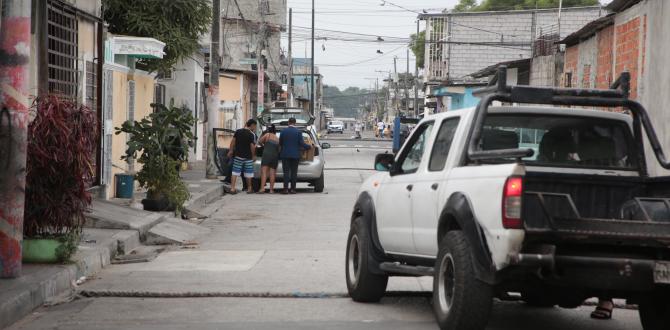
<box><xmin>639</xmin><ymin>0</ymin><xmax>670</xmax><ymax>176</ymax></box>
<box><xmin>160</xmin><ymin>56</ymin><xmax>206</xmax><ymax>161</ymax></box>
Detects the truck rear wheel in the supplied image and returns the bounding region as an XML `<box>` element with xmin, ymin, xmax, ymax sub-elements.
<box><xmin>639</xmin><ymin>292</ymin><xmax>670</xmax><ymax>330</ymax></box>
<box><xmin>346</xmin><ymin>216</ymin><xmax>388</xmax><ymax>302</ymax></box>
<box><xmin>433</xmin><ymin>231</ymin><xmax>493</xmax><ymax>330</ymax></box>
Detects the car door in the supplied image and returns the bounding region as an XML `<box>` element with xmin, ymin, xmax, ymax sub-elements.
<box><xmin>412</xmin><ymin>117</ymin><xmax>462</xmax><ymax>256</ymax></box>
<box><xmin>376</xmin><ymin>121</ymin><xmax>435</xmax><ymax>254</ymax></box>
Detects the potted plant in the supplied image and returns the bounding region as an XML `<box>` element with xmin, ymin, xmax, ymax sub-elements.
<box><xmin>23</xmin><ymin>96</ymin><xmax>98</xmax><ymax>263</ymax></box>
<box><xmin>116</xmin><ymin>103</ymin><xmax>195</xmax><ymax>213</ymax></box>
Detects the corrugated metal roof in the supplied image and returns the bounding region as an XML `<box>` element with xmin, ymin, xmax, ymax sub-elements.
<box><xmin>559</xmin><ymin>14</ymin><xmax>615</xmax><ymax>46</ymax></box>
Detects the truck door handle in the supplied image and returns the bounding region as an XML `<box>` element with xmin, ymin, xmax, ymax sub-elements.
<box><xmin>406</xmin><ymin>184</ymin><xmax>413</xmax><ymax>192</ymax></box>
<box><xmin>431</xmin><ymin>183</ymin><xmax>439</xmax><ymax>190</ymax></box>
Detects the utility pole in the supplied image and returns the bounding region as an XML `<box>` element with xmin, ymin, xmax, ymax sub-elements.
<box><xmin>405</xmin><ymin>48</ymin><xmax>410</xmax><ymax>114</ymax></box>
<box><xmin>288</xmin><ymin>8</ymin><xmax>293</xmax><ymax>107</ymax></box>
<box><xmin>310</xmin><ymin>0</ymin><xmax>315</xmax><ymax>116</ymax></box>
<box><xmin>206</xmin><ymin>0</ymin><xmax>221</xmax><ymax>178</ymax></box>
<box><xmin>0</xmin><ymin>0</ymin><xmax>31</xmax><ymax>278</ymax></box>
<box><xmin>257</xmin><ymin>25</ymin><xmax>265</xmax><ymax>119</ymax></box>
<box><xmin>414</xmin><ymin>19</ymin><xmax>420</xmax><ymax>117</ymax></box>
<box><xmin>393</xmin><ymin>56</ymin><xmax>398</xmax><ymax>117</ymax></box>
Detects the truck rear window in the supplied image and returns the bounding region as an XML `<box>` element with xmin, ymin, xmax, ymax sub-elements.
<box><xmin>481</xmin><ymin>114</ymin><xmax>637</xmax><ymax>170</ymax></box>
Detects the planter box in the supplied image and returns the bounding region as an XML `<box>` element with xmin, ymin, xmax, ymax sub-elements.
<box><xmin>22</xmin><ymin>239</ymin><xmax>63</xmax><ymax>263</ymax></box>
<box><xmin>142</xmin><ymin>198</ymin><xmax>176</xmax><ymax>212</ymax></box>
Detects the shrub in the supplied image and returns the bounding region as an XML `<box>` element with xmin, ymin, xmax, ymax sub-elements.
<box><xmin>116</xmin><ymin>103</ymin><xmax>195</xmax><ymax>212</ymax></box>
<box><xmin>24</xmin><ymin>96</ymin><xmax>98</xmax><ymax>240</ymax></box>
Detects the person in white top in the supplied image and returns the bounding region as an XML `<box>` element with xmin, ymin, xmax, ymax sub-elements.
<box><xmin>377</xmin><ymin>121</ymin><xmax>385</xmax><ymax>138</ymax></box>
<box><xmin>354</xmin><ymin>122</ymin><xmax>362</xmax><ymax>139</ymax></box>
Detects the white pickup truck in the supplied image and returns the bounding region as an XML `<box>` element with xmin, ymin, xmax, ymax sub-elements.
<box><xmin>345</xmin><ymin>70</ymin><xmax>670</xmax><ymax>330</ymax></box>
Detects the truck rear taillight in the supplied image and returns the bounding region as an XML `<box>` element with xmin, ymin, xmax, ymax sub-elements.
<box><xmin>502</xmin><ymin>177</ymin><xmax>523</xmax><ymax>229</ymax></box>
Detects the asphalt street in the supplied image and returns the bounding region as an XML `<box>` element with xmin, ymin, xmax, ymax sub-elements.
<box><xmin>8</xmin><ymin>138</ymin><xmax>644</xmax><ymax>330</ymax></box>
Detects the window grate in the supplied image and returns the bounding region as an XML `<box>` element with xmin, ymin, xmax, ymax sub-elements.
<box><xmin>47</xmin><ymin>0</ymin><xmax>79</xmax><ymax>100</ymax></box>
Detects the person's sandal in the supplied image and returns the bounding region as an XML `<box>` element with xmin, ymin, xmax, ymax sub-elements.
<box><xmin>229</xmin><ymin>190</ymin><xmax>238</xmax><ymax>195</ymax></box>
<box><xmin>590</xmin><ymin>306</ymin><xmax>613</xmax><ymax>320</ymax></box>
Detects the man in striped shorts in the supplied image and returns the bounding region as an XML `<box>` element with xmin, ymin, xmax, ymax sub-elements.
<box><xmin>227</xmin><ymin>119</ymin><xmax>258</xmax><ymax>194</ymax></box>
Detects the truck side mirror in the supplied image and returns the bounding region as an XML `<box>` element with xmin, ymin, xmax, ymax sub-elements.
<box><xmin>374</xmin><ymin>153</ymin><xmax>394</xmax><ymax>172</ymax></box>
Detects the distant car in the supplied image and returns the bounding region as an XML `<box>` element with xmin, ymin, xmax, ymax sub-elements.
<box><xmin>327</xmin><ymin>121</ymin><xmax>344</xmax><ymax>134</ymax></box>
<box><xmin>254</xmin><ymin>108</ymin><xmax>331</xmax><ymax>193</ymax></box>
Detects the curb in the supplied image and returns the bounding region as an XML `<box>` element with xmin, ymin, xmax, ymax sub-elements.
<box><xmin>184</xmin><ymin>184</ymin><xmax>225</xmax><ymax>211</ymax></box>
<box><xmin>0</xmin><ymin>237</ymin><xmax>116</xmax><ymax>329</ymax></box>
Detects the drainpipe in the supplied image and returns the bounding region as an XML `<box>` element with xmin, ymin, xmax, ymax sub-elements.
<box><xmin>0</xmin><ymin>0</ymin><xmax>31</xmax><ymax>278</ymax></box>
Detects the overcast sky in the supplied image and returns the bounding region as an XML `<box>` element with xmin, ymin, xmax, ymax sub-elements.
<box><xmin>284</xmin><ymin>0</ymin><xmax>611</xmax><ymax>89</ymax></box>
<box><xmin>284</xmin><ymin>0</ymin><xmax>460</xmax><ymax>89</ymax></box>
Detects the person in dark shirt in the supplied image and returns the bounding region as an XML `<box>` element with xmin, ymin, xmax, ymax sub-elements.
<box><xmin>278</xmin><ymin>118</ymin><xmax>312</xmax><ymax>194</ymax></box>
<box><xmin>227</xmin><ymin>119</ymin><xmax>257</xmax><ymax>194</ymax></box>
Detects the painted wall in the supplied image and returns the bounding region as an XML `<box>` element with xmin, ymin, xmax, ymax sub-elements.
<box><xmin>640</xmin><ymin>0</ymin><xmax>670</xmax><ymax>176</ymax></box>
<box><xmin>106</xmin><ymin>70</ymin><xmax>156</xmax><ymax>199</ymax></box>
<box><xmin>160</xmin><ymin>56</ymin><xmax>206</xmax><ymax>161</ymax></box>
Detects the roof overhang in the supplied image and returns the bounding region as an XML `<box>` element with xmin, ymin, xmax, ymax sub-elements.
<box><xmin>111</xmin><ymin>36</ymin><xmax>166</xmax><ymax>59</ymax></box>
<box><xmin>606</xmin><ymin>0</ymin><xmax>642</xmax><ymax>13</ymax></box>
<box><xmin>559</xmin><ymin>14</ymin><xmax>615</xmax><ymax>46</ymax></box>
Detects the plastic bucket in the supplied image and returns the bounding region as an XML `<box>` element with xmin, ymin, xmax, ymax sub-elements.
<box><xmin>115</xmin><ymin>174</ymin><xmax>134</xmax><ymax>199</ymax></box>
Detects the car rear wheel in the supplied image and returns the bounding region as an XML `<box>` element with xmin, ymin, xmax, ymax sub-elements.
<box><xmin>251</xmin><ymin>178</ymin><xmax>261</xmax><ymax>192</ymax></box>
<box><xmin>314</xmin><ymin>173</ymin><xmax>325</xmax><ymax>193</ymax></box>
<box><xmin>433</xmin><ymin>231</ymin><xmax>493</xmax><ymax>330</ymax></box>
<box><xmin>346</xmin><ymin>216</ymin><xmax>388</xmax><ymax>302</ymax></box>
<box><xmin>639</xmin><ymin>291</ymin><xmax>670</xmax><ymax>330</ymax></box>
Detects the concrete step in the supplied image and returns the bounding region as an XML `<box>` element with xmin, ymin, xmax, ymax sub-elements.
<box><xmin>145</xmin><ymin>218</ymin><xmax>211</xmax><ymax>245</ymax></box>
<box><xmin>85</xmin><ymin>200</ymin><xmax>165</xmax><ymax>239</ymax></box>
<box><xmin>0</xmin><ymin>265</ymin><xmax>77</xmax><ymax>329</ymax></box>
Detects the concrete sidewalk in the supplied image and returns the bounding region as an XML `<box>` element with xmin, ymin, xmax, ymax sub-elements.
<box><xmin>0</xmin><ymin>168</ymin><xmax>223</xmax><ymax>329</ymax></box>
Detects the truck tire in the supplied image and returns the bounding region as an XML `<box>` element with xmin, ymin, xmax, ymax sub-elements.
<box><xmin>433</xmin><ymin>231</ymin><xmax>493</xmax><ymax>330</ymax></box>
<box><xmin>346</xmin><ymin>216</ymin><xmax>388</xmax><ymax>302</ymax></box>
<box><xmin>639</xmin><ymin>292</ymin><xmax>670</xmax><ymax>330</ymax></box>
<box><xmin>314</xmin><ymin>173</ymin><xmax>325</xmax><ymax>193</ymax></box>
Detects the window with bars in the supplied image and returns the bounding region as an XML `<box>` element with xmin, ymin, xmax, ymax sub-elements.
<box><xmin>47</xmin><ymin>0</ymin><xmax>79</xmax><ymax>99</ymax></box>
<box><xmin>154</xmin><ymin>84</ymin><xmax>166</xmax><ymax>107</ymax></box>
<box><xmin>85</xmin><ymin>61</ymin><xmax>97</xmax><ymax>110</ymax></box>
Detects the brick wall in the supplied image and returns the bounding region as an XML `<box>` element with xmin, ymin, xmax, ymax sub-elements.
<box><xmin>564</xmin><ymin>46</ymin><xmax>579</xmax><ymax>87</ymax></box>
<box><xmin>595</xmin><ymin>25</ymin><xmax>614</xmax><ymax>89</ymax></box>
<box><xmin>615</xmin><ymin>17</ymin><xmax>641</xmax><ymax>99</ymax></box>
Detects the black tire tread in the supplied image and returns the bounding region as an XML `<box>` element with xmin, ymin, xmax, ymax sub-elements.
<box><xmin>433</xmin><ymin>231</ymin><xmax>493</xmax><ymax>330</ymax></box>
<box><xmin>346</xmin><ymin>217</ymin><xmax>388</xmax><ymax>302</ymax></box>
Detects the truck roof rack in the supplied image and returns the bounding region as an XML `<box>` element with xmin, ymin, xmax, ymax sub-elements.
<box><xmin>466</xmin><ymin>66</ymin><xmax>670</xmax><ymax>173</ymax></box>
<box><xmin>472</xmin><ymin>65</ymin><xmax>631</xmax><ymax>104</ymax></box>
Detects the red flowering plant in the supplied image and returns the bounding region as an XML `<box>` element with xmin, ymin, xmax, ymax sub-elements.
<box><xmin>24</xmin><ymin>96</ymin><xmax>98</xmax><ymax>259</ymax></box>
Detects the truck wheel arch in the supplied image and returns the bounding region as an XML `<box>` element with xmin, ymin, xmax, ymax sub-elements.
<box><xmin>352</xmin><ymin>192</ymin><xmax>388</xmax><ymax>275</ymax></box>
<box><xmin>439</xmin><ymin>192</ymin><xmax>496</xmax><ymax>284</ymax></box>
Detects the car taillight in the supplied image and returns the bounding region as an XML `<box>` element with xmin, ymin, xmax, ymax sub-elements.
<box><xmin>502</xmin><ymin>176</ymin><xmax>523</xmax><ymax>229</ymax></box>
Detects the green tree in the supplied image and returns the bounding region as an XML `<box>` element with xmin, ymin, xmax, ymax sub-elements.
<box><xmin>454</xmin><ymin>0</ymin><xmax>478</xmax><ymax>12</ymax></box>
<box><xmin>103</xmin><ymin>0</ymin><xmax>212</xmax><ymax>73</ymax></box>
<box><xmin>410</xmin><ymin>30</ymin><xmax>426</xmax><ymax>69</ymax></box>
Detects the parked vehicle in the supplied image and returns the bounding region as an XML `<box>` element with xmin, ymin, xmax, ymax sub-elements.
<box><xmin>255</xmin><ymin>108</ymin><xmax>331</xmax><ymax>193</ymax></box>
<box><xmin>345</xmin><ymin>69</ymin><xmax>670</xmax><ymax>330</ymax></box>
<box><xmin>327</xmin><ymin>121</ymin><xmax>344</xmax><ymax>134</ymax></box>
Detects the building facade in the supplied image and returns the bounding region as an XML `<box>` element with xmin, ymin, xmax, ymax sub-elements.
<box><xmin>559</xmin><ymin>0</ymin><xmax>670</xmax><ymax>177</ymax></box>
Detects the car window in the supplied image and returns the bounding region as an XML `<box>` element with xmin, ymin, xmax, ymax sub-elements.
<box><xmin>429</xmin><ymin>117</ymin><xmax>460</xmax><ymax>172</ymax></box>
<box><xmin>397</xmin><ymin>122</ymin><xmax>434</xmax><ymax>175</ymax></box>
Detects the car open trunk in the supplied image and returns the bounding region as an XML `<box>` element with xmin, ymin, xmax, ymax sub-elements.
<box><xmin>522</xmin><ymin>171</ymin><xmax>670</xmax><ymax>248</ymax></box>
